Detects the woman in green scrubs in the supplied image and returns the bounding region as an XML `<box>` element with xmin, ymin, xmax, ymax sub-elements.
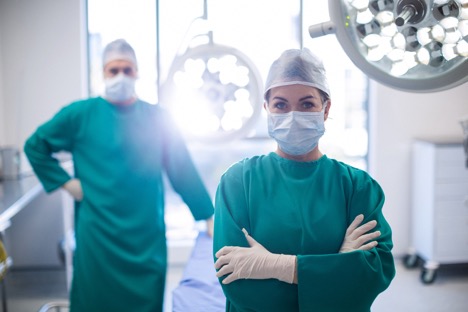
<box><xmin>213</xmin><ymin>48</ymin><xmax>395</xmax><ymax>312</ymax></box>
<box><xmin>24</xmin><ymin>39</ymin><xmax>214</xmax><ymax>312</ymax></box>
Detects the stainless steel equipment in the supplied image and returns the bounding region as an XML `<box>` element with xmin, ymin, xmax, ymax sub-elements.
<box><xmin>0</xmin><ymin>147</ymin><xmax>21</xmax><ymax>180</ymax></box>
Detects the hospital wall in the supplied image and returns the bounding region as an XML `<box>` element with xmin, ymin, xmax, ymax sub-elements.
<box><xmin>368</xmin><ymin>82</ymin><xmax>468</xmax><ymax>256</ymax></box>
<box><xmin>0</xmin><ymin>0</ymin><xmax>87</xmax><ymax>267</ymax></box>
<box><xmin>0</xmin><ymin>0</ymin><xmax>88</xmax><ymax>150</ymax></box>
<box><xmin>1</xmin><ymin>0</ymin><xmax>468</xmax><ymax>258</ymax></box>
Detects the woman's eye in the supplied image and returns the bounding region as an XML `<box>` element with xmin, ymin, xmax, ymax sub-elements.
<box><xmin>302</xmin><ymin>101</ymin><xmax>321</xmax><ymax>110</ymax></box>
<box><xmin>274</xmin><ymin>102</ymin><xmax>287</xmax><ymax>110</ymax></box>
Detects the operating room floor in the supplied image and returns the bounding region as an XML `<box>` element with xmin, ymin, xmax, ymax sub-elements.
<box><xmin>3</xmin><ymin>259</ymin><xmax>468</xmax><ymax>312</ymax></box>
<box><xmin>3</xmin><ymin>264</ymin><xmax>184</xmax><ymax>312</ymax></box>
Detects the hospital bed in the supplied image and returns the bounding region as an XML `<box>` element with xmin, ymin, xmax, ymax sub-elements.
<box><xmin>172</xmin><ymin>232</ymin><xmax>225</xmax><ymax>312</ymax></box>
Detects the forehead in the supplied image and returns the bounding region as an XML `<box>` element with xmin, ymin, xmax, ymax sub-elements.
<box><xmin>269</xmin><ymin>84</ymin><xmax>321</xmax><ymax>99</ymax></box>
<box><xmin>103</xmin><ymin>59</ymin><xmax>136</xmax><ymax>70</ymax></box>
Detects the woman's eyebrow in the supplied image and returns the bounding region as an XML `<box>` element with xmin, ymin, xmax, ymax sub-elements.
<box><xmin>272</xmin><ymin>95</ymin><xmax>317</xmax><ymax>102</ymax></box>
<box><xmin>272</xmin><ymin>96</ymin><xmax>288</xmax><ymax>102</ymax></box>
<box><xmin>299</xmin><ymin>95</ymin><xmax>316</xmax><ymax>101</ymax></box>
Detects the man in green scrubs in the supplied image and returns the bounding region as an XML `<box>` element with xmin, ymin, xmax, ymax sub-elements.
<box><xmin>24</xmin><ymin>39</ymin><xmax>214</xmax><ymax>312</ymax></box>
<box><xmin>213</xmin><ymin>48</ymin><xmax>395</xmax><ymax>311</ymax></box>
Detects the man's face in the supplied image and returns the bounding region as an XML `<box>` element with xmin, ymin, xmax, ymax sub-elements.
<box><xmin>103</xmin><ymin>60</ymin><xmax>137</xmax><ymax>79</ymax></box>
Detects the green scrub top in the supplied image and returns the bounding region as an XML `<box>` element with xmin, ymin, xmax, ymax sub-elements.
<box><xmin>213</xmin><ymin>153</ymin><xmax>395</xmax><ymax>312</ymax></box>
<box><xmin>24</xmin><ymin>97</ymin><xmax>214</xmax><ymax>312</ymax></box>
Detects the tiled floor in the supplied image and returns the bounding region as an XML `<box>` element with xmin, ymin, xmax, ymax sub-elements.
<box><xmin>3</xmin><ymin>265</ymin><xmax>184</xmax><ymax>312</ymax></box>
<box><xmin>3</xmin><ymin>259</ymin><xmax>468</xmax><ymax>312</ymax></box>
<box><xmin>3</xmin><ymin>268</ymin><xmax>68</xmax><ymax>312</ymax></box>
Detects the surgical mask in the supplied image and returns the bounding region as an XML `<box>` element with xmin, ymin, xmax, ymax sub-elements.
<box><xmin>104</xmin><ymin>73</ymin><xmax>136</xmax><ymax>103</ymax></box>
<box><xmin>267</xmin><ymin>107</ymin><xmax>326</xmax><ymax>156</ymax></box>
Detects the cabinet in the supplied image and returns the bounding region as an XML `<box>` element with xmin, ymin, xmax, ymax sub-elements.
<box><xmin>406</xmin><ymin>139</ymin><xmax>468</xmax><ymax>284</ymax></box>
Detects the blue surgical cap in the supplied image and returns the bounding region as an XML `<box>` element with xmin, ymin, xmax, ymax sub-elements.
<box><xmin>102</xmin><ymin>39</ymin><xmax>137</xmax><ymax>68</ymax></box>
<box><xmin>264</xmin><ymin>48</ymin><xmax>330</xmax><ymax>100</ymax></box>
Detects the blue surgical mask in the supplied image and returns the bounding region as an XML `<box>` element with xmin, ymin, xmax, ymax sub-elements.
<box><xmin>267</xmin><ymin>107</ymin><xmax>326</xmax><ymax>156</ymax></box>
<box><xmin>104</xmin><ymin>73</ymin><xmax>136</xmax><ymax>103</ymax></box>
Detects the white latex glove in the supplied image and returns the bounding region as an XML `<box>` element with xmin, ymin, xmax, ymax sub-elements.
<box><xmin>62</xmin><ymin>178</ymin><xmax>83</xmax><ymax>202</ymax></box>
<box><xmin>214</xmin><ymin>228</ymin><xmax>296</xmax><ymax>284</ymax></box>
<box><xmin>339</xmin><ymin>214</ymin><xmax>381</xmax><ymax>253</ymax></box>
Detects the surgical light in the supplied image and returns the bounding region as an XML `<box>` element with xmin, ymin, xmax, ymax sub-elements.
<box><xmin>161</xmin><ymin>44</ymin><xmax>263</xmax><ymax>142</ymax></box>
<box><xmin>309</xmin><ymin>0</ymin><xmax>468</xmax><ymax>92</ymax></box>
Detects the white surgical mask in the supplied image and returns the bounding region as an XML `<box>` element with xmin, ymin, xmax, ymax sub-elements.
<box><xmin>104</xmin><ymin>73</ymin><xmax>136</xmax><ymax>103</ymax></box>
<box><xmin>267</xmin><ymin>107</ymin><xmax>326</xmax><ymax>156</ymax></box>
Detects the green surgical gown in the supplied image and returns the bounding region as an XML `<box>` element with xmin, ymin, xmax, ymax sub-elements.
<box><xmin>24</xmin><ymin>97</ymin><xmax>214</xmax><ymax>312</ymax></box>
<box><xmin>213</xmin><ymin>153</ymin><xmax>395</xmax><ymax>312</ymax></box>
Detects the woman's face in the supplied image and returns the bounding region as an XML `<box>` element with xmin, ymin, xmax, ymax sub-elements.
<box><xmin>265</xmin><ymin>84</ymin><xmax>327</xmax><ymax>114</ymax></box>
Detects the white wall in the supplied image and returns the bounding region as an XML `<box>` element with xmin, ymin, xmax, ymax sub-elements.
<box><xmin>0</xmin><ymin>0</ymin><xmax>87</xmax><ymax>268</ymax></box>
<box><xmin>369</xmin><ymin>82</ymin><xmax>468</xmax><ymax>256</ymax></box>
<box><xmin>0</xmin><ymin>0</ymin><xmax>88</xmax><ymax>152</ymax></box>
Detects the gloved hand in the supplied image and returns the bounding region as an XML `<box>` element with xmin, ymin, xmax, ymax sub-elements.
<box><xmin>62</xmin><ymin>178</ymin><xmax>83</xmax><ymax>202</ymax></box>
<box><xmin>214</xmin><ymin>228</ymin><xmax>296</xmax><ymax>284</ymax></box>
<box><xmin>339</xmin><ymin>214</ymin><xmax>381</xmax><ymax>253</ymax></box>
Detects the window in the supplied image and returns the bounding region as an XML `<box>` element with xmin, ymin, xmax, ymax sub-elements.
<box><xmin>87</xmin><ymin>0</ymin><xmax>369</xmax><ymax>240</ymax></box>
<box><xmin>302</xmin><ymin>0</ymin><xmax>369</xmax><ymax>170</ymax></box>
<box><xmin>87</xmin><ymin>0</ymin><xmax>157</xmax><ymax>103</ymax></box>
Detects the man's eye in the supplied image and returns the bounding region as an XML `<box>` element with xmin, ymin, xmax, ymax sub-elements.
<box><xmin>108</xmin><ymin>67</ymin><xmax>134</xmax><ymax>75</ymax></box>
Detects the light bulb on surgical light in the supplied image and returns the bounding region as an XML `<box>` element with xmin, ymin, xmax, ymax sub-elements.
<box><xmin>440</xmin><ymin>17</ymin><xmax>461</xmax><ymax>44</ymax></box>
<box><xmin>430</xmin><ymin>24</ymin><xmax>446</xmax><ymax>42</ymax></box>
<box><xmin>461</xmin><ymin>3</ymin><xmax>468</xmax><ymax>20</ymax></box>
<box><xmin>375</xmin><ymin>11</ymin><xmax>398</xmax><ymax>36</ymax></box>
<box><xmin>442</xmin><ymin>40</ymin><xmax>468</xmax><ymax>60</ymax></box>
<box><xmin>443</xmin><ymin>43</ymin><xmax>459</xmax><ymax>60</ymax></box>
<box><xmin>457</xmin><ymin>40</ymin><xmax>468</xmax><ymax>56</ymax></box>
<box><xmin>350</xmin><ymin>0</ymin><xmax>375</xmax><ymax>24</ymax></box>
<box><xmin>369</xmin><ymin>36</ymin><xmax>395</xmax><ymax>61</ymax></box>
<box><xmin>415</xmin><ymin>47</ymin><xmax>431</xmax><ymax>64</ymax></box>
<box><xmin>459</xmin><ymin>20</ymin><xmax>468</xmax><ymax>37</ymax></box>
<box><xmin>416</xmin><ymin>27</ymin><xmax>432</xmax><ymax>45</ymax></box>
<box><xmin>386</xmin><ymin>33</ymin><xmax>406</xmax><ymax>61</ymax></box>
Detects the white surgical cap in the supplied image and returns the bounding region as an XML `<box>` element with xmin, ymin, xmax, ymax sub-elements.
<box><xmin>102</xmin><ymin>39</ymin><xmax>137</xmax><ymax>68</ymax></box>
<box><xmin>264</xmin><ymin>48</ymin><xmax>330</xmax><ymax>100</ymax></box>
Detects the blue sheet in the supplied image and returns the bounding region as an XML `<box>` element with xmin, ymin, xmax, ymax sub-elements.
<box><xmin>172</xmin><ymin>232</ymin><xmax>226</xmax><ymax>312</ymax></box>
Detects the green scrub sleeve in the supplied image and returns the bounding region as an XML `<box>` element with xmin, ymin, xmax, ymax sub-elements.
<box><xmin>24</xmin><ymin>106</ymin><xmax>75</xmax><ymax>193</ymax></box>
<box><xmin>296</xmin><ymin>174</ymin><xmax>395</xmax><ymax>311</ymax></box>
<box><xmin>213</xmin><ymin>163</ymin><xmax>251</xmax><ymax>250</ymax></box>
<box><xmin>161</xmin><ymin>112</ymin><xmax>214</xmax><ymax>221</ymax></box>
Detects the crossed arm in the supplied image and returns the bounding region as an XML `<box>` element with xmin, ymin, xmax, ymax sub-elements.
<box><xmin>214</xmin><ymin>214</ymin><xmax>381</xmax><ymax>284</ymax></box>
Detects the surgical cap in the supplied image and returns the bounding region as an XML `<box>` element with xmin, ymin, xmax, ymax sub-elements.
<box><xmin>264</xmin><ymin>48</ymin><xmax>330</xmax><ymax>100</ymax></box>
<box><xmin>102</xmin><ymin>39</ymin><xmax>137</xmax><ymax>68</ymax></box>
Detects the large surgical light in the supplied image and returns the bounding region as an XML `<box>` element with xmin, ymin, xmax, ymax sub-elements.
<box><xmin>161</xmin><ymin>44</ymin><xmax>263</xmax><ymax>142</ymax></box>
<box><xmin>309</xmin><ymin>0</ymin><xmax>468</xmax><ymax>92</ymax></box>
